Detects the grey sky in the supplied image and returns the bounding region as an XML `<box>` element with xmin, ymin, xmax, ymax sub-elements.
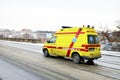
<box><xmin>0</xmin><ymin>0</ymin><xmax>120</xmax><ymax>31</ymax></box>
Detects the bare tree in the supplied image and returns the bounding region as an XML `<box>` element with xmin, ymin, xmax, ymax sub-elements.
<box><xmin>115</xmin><ymin>19</ymin><xmax>120</xmax><ymax>30</ymax></box>
<box><xmin>99</xmin><ymin>30</ymin><xmax>120</xmax><ymax>42</ymax></box>
<box><xmin>116</xmin><ymin>25</ymin><xmax>120</xmax><ymax>30</ymax></box>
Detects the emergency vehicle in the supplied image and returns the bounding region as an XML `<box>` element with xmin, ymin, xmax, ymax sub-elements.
<box><xmin>43</xmin><ymin>25</ymin><xmax>101</xmax><ymax>64</ymax></box>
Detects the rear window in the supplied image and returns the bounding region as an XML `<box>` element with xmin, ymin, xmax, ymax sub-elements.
<box><xmin>88</xmin><ymin>35</ymin><xmax>99</xmax><ymax>44</ymax></box>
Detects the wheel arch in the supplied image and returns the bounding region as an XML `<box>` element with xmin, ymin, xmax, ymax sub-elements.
<box><xmin>71</xmin><ymin>51</ymin><xmax>84</xmax><ymax>63</ymax></box>
<box><xmin>71</xmin><ymin>51</ymin><xmax>80</xmax><ymax>58</ymax></box>
<box><xmin>43</xmin><ymin>48</ymin><xmax>48</xmax><ymax>52</ymax></box>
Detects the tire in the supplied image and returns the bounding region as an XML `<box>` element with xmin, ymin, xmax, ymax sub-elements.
<box><xmin>72</xmin><ymin>53</ymin><xmax>81</xmax><ymax>64</ymax></box>
<box><xmin>44</xmin><ymin>49</ymin><xmax>49</xmax><ymax>57</ymax></box>
<box><xmin>86</xmin><ymin>60</ymin><xmax>94</xmax><ymax>65</ymax></box>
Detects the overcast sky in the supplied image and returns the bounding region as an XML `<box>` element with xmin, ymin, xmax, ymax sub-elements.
<box><xmin>0</xmin><ymin>0</ymin><xmax>120</xmax><ymax>31</ymax></box>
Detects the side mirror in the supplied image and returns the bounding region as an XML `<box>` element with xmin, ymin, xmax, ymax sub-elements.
<box><xmin>47</xmin><ymin>40</ymin><xmax>50</xmax><ymax>43</ymax></box>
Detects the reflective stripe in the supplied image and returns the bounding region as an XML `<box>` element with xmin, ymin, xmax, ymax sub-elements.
<box><xmin>44</xmin><ymin>44</ymin><xmax>100</xmax><ymax>49</ymax></box>
<box><xmin>56</xmin><ymin>32</ymin><xmax>77</xmax><ymax>34</ymax></box>
<box><xmin>82</xmin><ymin>44</ymin><xmax>100</xmax><ymax>49</ymax></box>
<box><xmin>44</xmin><ymin>46</ymin><xmax>88</xmax><ymax>52</ymax></box>
<box><xmin>57</xmin><ymin>47</ymin><xmax>63</xmax><ymax>49</ymax></box>
<box><xmin>44</xmin><ymin>46</ymin><xmax>56</xmax><ymax>48</ymax></box>
<box><xmin>56</xmin><ymin>32</ymin><xmax>85</xmax><ymax>34</ymax></box>
<box><xmin>81</xmin><ymin>44</ymin><xmax>100</xmax><ymax>52</ymax></box>
<box><xmin>66</xmin><ymin>28</ymin><xmax>82</xmax><ymax>57</ymax></box>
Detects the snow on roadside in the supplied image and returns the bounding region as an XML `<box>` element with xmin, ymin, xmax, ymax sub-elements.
<box><xmin>0</xmin><ymin>40</ymin><xmax>120</xmax><ymax>57</ymax></box>
<box><xmin>19</xmin><ymin>42</ymin><xmax>120</xmax><ymax>57</ymax></box>
<box><xmin>101</xmin><ymin>51</ymin><xmax>120</xmax><ymax>57</ymax></box>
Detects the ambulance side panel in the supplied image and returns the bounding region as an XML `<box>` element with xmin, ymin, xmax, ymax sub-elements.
<box><xmin>55</xmin><ymin>35</ymin><xmax>74</xmax><ymax>56</ymax></box>
<box><xmin>71</xmin><ymin>33</ymin><xmax>87</xmax><ymax>57</ymax></box>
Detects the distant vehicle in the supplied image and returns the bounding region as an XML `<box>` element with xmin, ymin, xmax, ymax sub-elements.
<box><xmin>43</xmin><ymin>25</ymin><xmax>101</xmax><ymax>64</ymax></box>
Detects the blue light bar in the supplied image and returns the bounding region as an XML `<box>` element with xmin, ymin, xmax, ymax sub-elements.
<box><xmin>62</xmin><ymin>26</ymin><xmax>72</xmax><ymax>28</ymax></box>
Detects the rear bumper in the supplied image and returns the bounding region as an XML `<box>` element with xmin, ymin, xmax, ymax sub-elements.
<box><xmin>82</xmin><ymin>55</ymin><xmax>101</xmax><ymax>60</ymax></box>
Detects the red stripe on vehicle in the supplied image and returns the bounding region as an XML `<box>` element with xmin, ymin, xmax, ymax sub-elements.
<box><xmin>44</xmin><ymin>46</ymin><xmax>56</xmax><ymax>48</ymax></box>
<box><xmin>56</xmin><ymin>32</ymin><xmax>77</xmax><ymax>34</ymax></box>
<box><xmin>82</xmin><ymin>44</ymin><xmax>100</xmax><ymax>49</ymax></box>
<box><xmin>57</xmin><ymin>47</ymin><xmax>63</xmax><ymax>49</ymax></box>
<box><xmin>66</xmin><ymin>42</ymin><xmax>74</xmax><ymax>57</ymax></box>
<box><xmin>44</xmin><ymin>46</ymin><xmax>89</xmax><ymax>52</ymax></box>
<box><xmin>56</xmin><ymin>32</ymin><xmax>85</xmax><ymax>34</ymax></box>
<box><xmin>66</xmin><ymin>28</ymin><xmax>82</xmax><ymax>57</ymax></box>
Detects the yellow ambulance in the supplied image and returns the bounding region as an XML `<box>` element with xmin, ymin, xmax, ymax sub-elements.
<box><xmin>43</xmin><ymin>25</ymin><xmax>101</xmax><ymax>64</ymax></box>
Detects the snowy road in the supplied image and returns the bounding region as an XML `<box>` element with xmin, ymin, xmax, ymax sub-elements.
<box><xmin>0</xmin><ymin>58</ymin><xmax>42</xmax><ymax>80</ymax></box>
<box><xmin>0</xmin><ymin>40</ymin><xmax>120</xmax><ymax>70</ymax></box>
<box><xmin>95</xmin><ymin>55</ymin><xmax>120</xmax><ymax>70</ymax></box>
<box><xmin>0</xmin><ymin>40</ymin><xmax>120</xmax><ymax>80</ymax></box>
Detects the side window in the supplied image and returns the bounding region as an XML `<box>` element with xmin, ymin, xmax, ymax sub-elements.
<box><xmin>48</xmin><ymin>36</ymin><xmax>57</xmax><ymax>43</ymax></box>
<box><xmin>95</xmin><ymin>36</ymin><xmax>99</xmax><ymax>44</ymax></box>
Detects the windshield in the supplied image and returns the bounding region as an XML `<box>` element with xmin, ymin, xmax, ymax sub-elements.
<box><xmin>88</xmin><ymin>35</ymin><xmax>99</xmax><ymax>44</ymax></box>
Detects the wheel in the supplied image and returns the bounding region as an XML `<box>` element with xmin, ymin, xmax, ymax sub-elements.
<box><xmin>44</xmin><ymin>49</ymin><xmax>49</xmax><ymax>57</ymax></box>
<box><xmin>72</xmin><ymin>53</ymin><xmax>81</xmax><ymax>64</ymax></box>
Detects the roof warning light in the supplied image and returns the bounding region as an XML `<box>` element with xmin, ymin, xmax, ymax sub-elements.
<box><xmin>62</xmin><ymin>26</ymin><xmax>72</xmax><ymax>28</ymax></box>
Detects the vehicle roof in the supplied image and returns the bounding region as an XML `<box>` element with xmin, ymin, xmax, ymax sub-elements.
<box><xmin>55</xmin><ymin>26</ymin><xmax>97</xmax><ymax>35</ymax></box>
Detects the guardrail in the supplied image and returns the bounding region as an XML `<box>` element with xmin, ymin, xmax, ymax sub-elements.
<box><xmin>0</xmin><ymin>38</ymin><xmax>41</xmax><ymax>43</ymax></box>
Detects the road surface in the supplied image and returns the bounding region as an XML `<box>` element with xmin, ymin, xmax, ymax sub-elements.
<box><xmin>0</xmin><ymin>40</ymin><xmax>120</xmax><ymax>80</ymax></box>
<box><xmin>0</xmin><ymin>58</ymin><xmax>45</xmax><ymax>80</ymax></box>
